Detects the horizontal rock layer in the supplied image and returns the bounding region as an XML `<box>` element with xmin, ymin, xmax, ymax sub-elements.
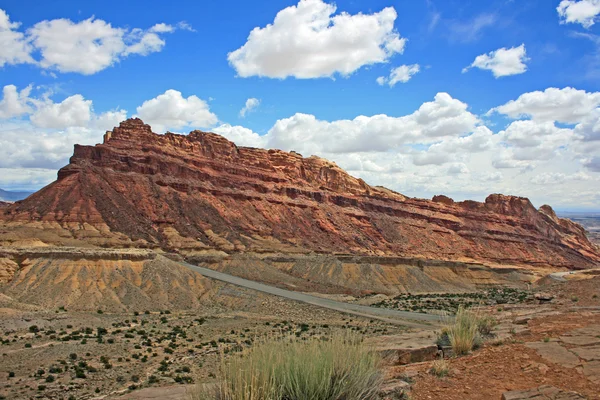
<box><xmin>2</xmin><ymin>118</ymin><xmax>599</xmax><ymax>268</ymax></box>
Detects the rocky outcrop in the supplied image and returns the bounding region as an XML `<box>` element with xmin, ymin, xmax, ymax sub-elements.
<box><xmin>2</xmin><ymin>118</ymin><xmax>599</xmax><ymax>269</ymax></box>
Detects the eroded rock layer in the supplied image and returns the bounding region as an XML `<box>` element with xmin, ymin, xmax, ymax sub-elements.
<box><xmin>2</xmin><ymin>118</ymin><xmax>599</xmax><ymax>269</ymax></box>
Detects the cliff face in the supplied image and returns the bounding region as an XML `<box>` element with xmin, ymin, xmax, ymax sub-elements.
<box><xmin>2</xmin><ymin>118</ymin><xmax>599</xmax><ymax>268</ymax></box>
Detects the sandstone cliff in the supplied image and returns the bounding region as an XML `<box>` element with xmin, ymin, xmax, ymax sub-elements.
<box><xmin>2</xmin><ymin>118</ymin><xmax>598</xmax><ymax>269</ymax></box>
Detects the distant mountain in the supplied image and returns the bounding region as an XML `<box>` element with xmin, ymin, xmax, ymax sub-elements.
<box><xmin>1</xmin><ymin>118</ymin><xmax>598</xmax><ymax>269</ymax></box>
<box><xmin>0</xmin><ymin>188</ymin><xmax>34</xmax><ymax>202</ymax></box>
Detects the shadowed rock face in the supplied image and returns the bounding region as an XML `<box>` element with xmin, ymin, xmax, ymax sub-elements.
<box><xmin>2</xmin><ymin>118</ymin><xmax>599</xmax><ymax>268</ymax></box>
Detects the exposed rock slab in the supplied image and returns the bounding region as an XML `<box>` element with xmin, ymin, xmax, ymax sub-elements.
<box><xmin>560</xmin><ymin>335</ymin><xmax>600</xmax><ymax>346</ymax></box>
<box><xmin>525</xmin><ymin>342</ymin><xmax>581</xmax><ymax>369</ymax></box>
<box><xmin>367</xmin><ymin>331</ymin><xmax>439</xmax><ymax>365</ymax></box>
<box><xmin>581</xmin><ymin>361</ymin><xmax>600</xmax><ymax>383</ymax></box>
<box><xmin>501</xmin><ymin>385</ymin><xmax>585</xmax><ymax>400</ymax></box>
<box><xmin>1</xmin><ymin>118</ymin><xmax>598</xmax><ymax>269</ymax></box>
<box><xmin>570</xmin><ymin>346</ymin><xmax>600</xmax><ymax>361</ymax></box>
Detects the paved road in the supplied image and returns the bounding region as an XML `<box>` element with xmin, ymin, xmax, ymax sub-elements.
<box><xmin>548</xmin><ymin>269</ymin><xmax>600</xmax><ymax>282</ymax></box>
<box><xmin>549</xmin><ymin>271</ymin><xmax>571</xmax><ymax>282</ymax></box>
<box><xmin>180</xmin><ymin>262</ymin><xmax>446</xmax><ymax>329</ymax></box>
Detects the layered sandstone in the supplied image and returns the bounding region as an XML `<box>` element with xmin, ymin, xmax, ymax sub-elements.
<box><xmin>2</xmin><ymin>118</ymin><xmax>599</xmax><ymax>269</ymax></box>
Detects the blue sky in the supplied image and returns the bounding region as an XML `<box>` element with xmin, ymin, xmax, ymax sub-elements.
<box><xmin>1</xmin><ymin>0</ymin><xmax>599</xmax><ymax>210</ymax></box>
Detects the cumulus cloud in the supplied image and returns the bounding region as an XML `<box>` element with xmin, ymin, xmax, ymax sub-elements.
<box><xmin>531</xmin><ymin>171</ymin><xmax>591</xmax><ymax>185</ymax></box>
<box><xmin>411</xmin><ymin>126</ymin><xmax>495</xmax><ymax>166</ymax></box>
<box><xmin>30</xmin><ymin>95</ymin><xmax>92</xmax><ymax>129</ymax></box>
<box><xmin>136</xmin><ymin>89</ymin><xmax>218</xmax><ymax>133</ymax></box>
<box><xmin>227</xmin><ymin>0</ymin><xmax>406</xmax><ymax>79</ymax></box>
<box><xmin>0</xmin><ymin>84</ymin><xmax>126</xmax><ymax>173</ymax></box>
<box><xmin>490</xmin><ymin>87</ymin><xmax>600</xmax><ymax>123</ymax></box>
<box><xmin>213</xmin><ymin>124</ymin><xmax>267</xmax><ymax>147</ymax></box>
<box><xmin>0</xmin><ymin>124</ymin><xmax>101</xmax><ymax>169</ymax></box>
<box><xmin>499</xmin><ymin>120</ymin><xmax>571</xmax><ymax>151</ymax></box>
<box><xmin>574</xmin><ymin>110</ymin><xmax>600</xmax><ymax>141</ymax></box>
<box><xmin>2</xmin><ymin>83</ymin><xmax>600</xmax><ymax>209</ymax></box>
<box><xmin>0</xmin><ymin>84</ymin><xmax>32</xmax><ymax>119</ymax></box>
<box><xmin>0</xmin><ymin>9</ymin><xmax>34</xmax><ymax>68</ymax></box>
<box><xmin>377</xmin><ymin>64</ymin><xmax>420</xmax><ymax>87</ymax></box>
<box><xmin>583</xmin><ymin>156</ymin><xmax>600</xmax><ymax>171</ymax></box>
<box><xmin>0</xmin><ymin>8</ymin><xmax>186</xmax><ymax>75</ymax></box>
<box><xmin>258</xmin><ymin>93</ymin><xmax>479</xmax><ymax>155</ymax></box>
<box><xmin>0</xmin><ymin>167</ymin><xmax>58</xmax><ymax>191</ymax></box>
<box><xmin>463</xmin><ymin>44</ymin><xmax>528</xmax><ymax>78</ymax></box>
<box><xmin>239</xmin><ymin>98</ymin><xmax>260</xmax><ymax>117</ymax></box>
<box><xmin>557</xmin><ymin>0</ymin><xmax>600</xmax><ymax>28</ymax></box>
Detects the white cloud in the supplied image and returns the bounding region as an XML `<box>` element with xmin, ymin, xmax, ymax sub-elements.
<box><xmin>411</xmin><ymin>126</ymin><xmax>495</xmax><ymax>166</ymax></box>
<box><xmin>0</xmin><ymin>168</ymin><xmax>58</xmax><ymax>191</ymax></box>
<box><xmin>583</xmin><ymin>156</ymin><xmax>600</xmax><ymax>171</ymax></box>
<box><xmin>0</xmin><ymin>84</ymin><xmax>32</xmax><ymax>119</ymax></box>
<box><xmin>2</xmin><ymin>83</ymin><xmax>600</xmax><ymax>209</ymax></box>
<box><xmin>0</xmin><ymin>84</ymin><xmax>126</xmax><ymax>173</ymax></box>
<box><xmin>499</xmin><ymin>120</ymin><xmax>571</xmax><ymax>151</ymax></box>
<box><xmin>0</xmin><ymin>124</ymin><xmax>101</xmax><ymax>169</ymax></box>
<box><xmin>227</xmin><ymin>0</ymin><xmax>406</xmax><ymax>79</ymax></box>
<box><xmin>0</xmin><ymin>8</ymin><xmax>186</xmax><ymax>75</ymax></box>
<box><xmin>377</xmin><ymin>64</ymin><xmax>420</xmax><ymax>86</ymax></box>
<box><xmin>149</xmin><ymin>23</ymin><xmax>175</xmax><ymax>33</ymax></box>
<box><xmin>30</xmin><ymin>94</ymin><xmax>92</xmax><ymax>129</ymax></box>
<box><xmin>531</xmin><ymin>171</ymin><xmax>591</xmax><ymax>185</ymax></box>
<box><xmin>574</xmin><ymin>110</ymin><xmax>600</xmax><ymax>141</ymax></box>
<box><xmin>239</xmin><ymin>98</ymin><xmax>260</xmax><ymax>117</ymax></box>
<box><xmin>557</xmin><ymin>0</ymin><xmax>600</xmax><ymax>28</ymax></box>
<box><xmin>212</xmin><ymin>124</ymin><xmax>267</xmax><ymax>147</ymax></box>
<box><xmin>136</xmin><ymin>89</ymin><xmax>218</xmax><ymax>133</ymax></box>
<box><xmin>482</xmin><ymin>119</ymin><xmax>574</xmax><ymax>172</ymax></box>
<box><xmin>260</xmin><ymin>93</ymin><xmax>479</xmax><ymax>154</ymax></box>
<box><xmin>0</xmin><ymin>9</ymin><xmax>34</xmax><ymax>68</ymax></box>
<box><xmin>463</xmin><ymin>44</ymin><xmax>528</xmax><ymax>78</ymax></box>
<box><xmin>491</xmin><ymin>87</ymin><xmax>600</xmax><ymax>123</ymax></box>
<box><xmin>447</xmin><ymin>163</ymin><xmax>469</xmax><ymax>175</ymax></box>
<box><xmin>27</xmin><ymin>17</ymin><xmax>177</xmax><ymax>74</ymax></box>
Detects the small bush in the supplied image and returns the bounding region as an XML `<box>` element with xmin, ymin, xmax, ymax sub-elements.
<box><xmin>477</xmin><ymin>315</ymin><xmax>497</xmax><ymax>336</ymax></box>
<box><xmin>192</xmin><ymin>333</ymin><xmax>382</xmax><ymax>400</ymax></box>
<box><xmin>429</xmin><ymin>359</ymin><xmax>450</xmax><ymax>378</ymax></box>
<box><xmin>445</xmin><ymin>307</ymin><xmax>480</xmax><ymax>356</ymax></box>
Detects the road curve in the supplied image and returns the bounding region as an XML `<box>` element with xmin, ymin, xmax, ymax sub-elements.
<box><xmin>180</xmin><ymin>262</ymin><xmax>446</xmax><ymax>329</ymax></box>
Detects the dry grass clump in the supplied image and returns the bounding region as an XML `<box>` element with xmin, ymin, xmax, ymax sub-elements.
<box><xmin>429</xmin><ymin>358</ymin><xmax>450</xmax><ymax>378</ymax></box>
<box><xmin>438</xmin><ymin>306</ymin><xmax>497</xmax><ymax>356</ymax></box>
<box><xmin>191</xmin><ymin>333</ymin><xmax>383</xmax><ymax>400</ymax></box>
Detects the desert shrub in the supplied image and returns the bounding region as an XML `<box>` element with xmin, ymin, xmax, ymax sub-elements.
<box><xmin>445</xmin><ymin>307</ymin><xmax>480</xmax><ymax>356</ymax></box>
<box><xmin>429</xmin><ymin>359</ymin><xmax>450</xmax><ymax>378</ymax></box>
<box><xmin>191</xmin><ymin>333</ymin><xmax>382</xmax><ymax>400</ymax></box>
<box><xmin>476</xmin><ymin>315</ymin><xmax>497</xmax><ymax>337</ymax></box>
